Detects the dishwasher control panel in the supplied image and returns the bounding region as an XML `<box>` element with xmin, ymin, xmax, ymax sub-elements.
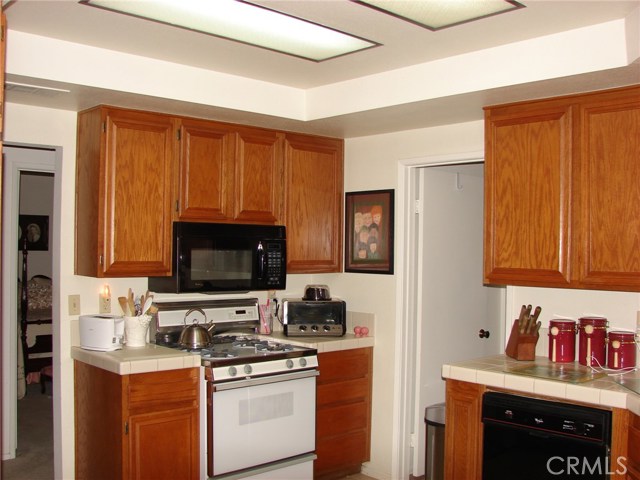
<box><xmin>482</xmin><ymin>391</ymin><xmax>611</xmax><ymax>443</ymax></box>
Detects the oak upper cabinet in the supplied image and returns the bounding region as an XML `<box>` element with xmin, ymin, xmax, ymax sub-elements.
<box><xmin>484</xmin><ymin>99</ymin><xmax>574</xmax><ymax>287</ymax></box>
<box><xmin>176</xmin><ymin>121</ymin><xmax>283</xmax><ymax>224</ymax></box>
<box><xmin>74</xmin><ymin>362</ymin><xmax>199</xmax><ymax>480</ymax></box>
<box><xmin>284</xmin><ymin>133</ymin><xmax>344</xmax><ymax>273</ymax></box>
<box><xmin>233</xmin><ymin>126</ymin><xmax>283</xmax><ymax>224</ymax></box>
<box><xmin>575</xmin><ymin>87</ymin><xmax>640</xmax><ymax>290</ymax></box>
<box><xmin>176</xmin><ymin>118</ymin><xmax>236</xmax><ymax>222</ymax></box>
<box><xmin>484</xmin><ymin>85</ymin><xmax>640</xmax><ymax>291</ymax></box>
<box><xmin>75</xmin><ymin>106</ymin><xmax>175</xmax><ymax>277</ymax></box>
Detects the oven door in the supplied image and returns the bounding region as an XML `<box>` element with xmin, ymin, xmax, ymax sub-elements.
<box><xmin>209</xmin><ymin>370</ymin><xmax>317</xmax><ymax>477</ymax></box>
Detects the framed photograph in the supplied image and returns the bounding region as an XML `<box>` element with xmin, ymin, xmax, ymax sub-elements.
<box><xmin>18</xmin><ymin>215</ymin><xmax>49</xmax><ymax>251</ymax></box>
<box><xmin>345</xmin><ymin>189</ymin><xmax>394</xmax><ymax>274</ymax></box>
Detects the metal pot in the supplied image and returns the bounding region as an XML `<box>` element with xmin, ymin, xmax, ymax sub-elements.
<box><xmin>178</xmin><ymin>307</ymin><xmax>216</xmax><ymax>349</ymax></box>
<box><xmin>302</xmin><ymin>284</ymin><xmax>331</xmax><ymax>301</ymax></box>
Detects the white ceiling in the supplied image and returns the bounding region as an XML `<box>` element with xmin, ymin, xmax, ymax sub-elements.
<box><xmin>4</xmin><ymin>0</ymin><xmax>640</xmax><ymax>137</ymax></box>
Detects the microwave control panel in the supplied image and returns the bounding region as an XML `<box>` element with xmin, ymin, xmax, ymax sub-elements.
<box><xmin>265</xmin><ymin>243</ymin><xmax>285</xmax><ymax>286</ymax></box>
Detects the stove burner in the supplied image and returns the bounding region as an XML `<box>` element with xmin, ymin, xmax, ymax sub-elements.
<box><xmin>201</xmin><ymin>349</ymin><xmax>238</xmax><ymax>359</ymax></box>
<box><xmin>255</xmin><ymin>342</ymin><xmax>293</xmax><ymax>353</ymax></box>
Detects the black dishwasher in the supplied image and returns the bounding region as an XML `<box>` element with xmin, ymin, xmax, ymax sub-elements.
<box><xmin>482</xmin><ymin>392</ymin><xmax>612</xmax><ymax>479</ymax></box>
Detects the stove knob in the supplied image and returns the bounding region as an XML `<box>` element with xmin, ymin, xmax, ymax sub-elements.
<box><xmin>228</xmin><ymin>366</ymin><xmax>237</xmax><ymax>377</ymax></box>
<box><xmin>323</xmin><ymin>325</ymin><xmax>331</xmax><ymax>332</ymax></box>
<box><xmin>286</xmin><ymin>359</ymin><xmax>294</xmax><ymax>369</ymax></box>
<box><xmin>311</xmin><ymin>325</ymin><xmax>319</xmax><ymax>332</ymax></box>
<box><xmin>299</xmin><ymin>358</ymin><xmax>307</xmax><ymax>367</ymax></box>
<box><xmin>244</xmin><ymin>364</ymin><xmax>253</xmax><ymax>375</ymax></box>
<box><xmin>299</xmin><ymin>325</ymin><xmax>307</xmax><ymax>331</ymax></box>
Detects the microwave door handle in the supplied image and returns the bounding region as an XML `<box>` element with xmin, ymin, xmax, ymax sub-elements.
<box><xmin>257</xmin><ymin>242</ymin><xmax>265</xmax><ymax>280</ymax></box>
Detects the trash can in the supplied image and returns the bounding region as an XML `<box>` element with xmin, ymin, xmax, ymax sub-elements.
<box><xmin>425</xmin><ymin>402</ymin><xmax>446</xmax><ymax>480</ymax></box>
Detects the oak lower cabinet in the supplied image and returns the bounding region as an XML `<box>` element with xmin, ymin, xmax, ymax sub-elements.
<box><xmin>75</xmin><ymin>106</ymin><xmax>175</xmax><ymax>277</ymax></box>
<box><xmin>284</xmin><ymin>133</ymin><xmax>344</xmax><ymax>273</ymax></box>
<box><xmin>444</xmin><ymin>379</ymin><xmax>632</xmax><ymax>480</ymax></box>
<box><xmin>484</xmin><ymin>84</ymin><xmax>640</xmax><ymax>291</ymax></box>
<box><xmin>315</xmin><ymin>347</ymin><xmax>372</xmax><ymax>480</ymax></box>
<box><xmin>74</xmin><ymin>362</ymin><xmax>199</xmax><ymax>480</ymax></box>
<box><xmin>628</xmin><ymin>412</ymin><xmax>640</xmax><ymax>479</ymax></box>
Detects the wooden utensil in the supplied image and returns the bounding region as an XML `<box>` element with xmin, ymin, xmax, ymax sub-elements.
<box><xmin>118</xmin><ymin>296</ymin><xmax>130</xmax><ymax>316</ymax></box>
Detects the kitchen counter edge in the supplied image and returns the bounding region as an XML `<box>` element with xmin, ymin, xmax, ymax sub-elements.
<box><xmin>442</xmin><ymin>354</ymin><xmax>640</xmax><ymax>417</ymax></box>
<box><xmin>71</xmin><ymin>334</ymin><xmax>375</xmax><ymax>375</ymax></box>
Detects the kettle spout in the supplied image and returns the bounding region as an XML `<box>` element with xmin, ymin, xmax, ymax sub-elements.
<box><xmin>207</xmin><ymin>323</ymin><xmax>216</xmax><ymax>334</ymax></box>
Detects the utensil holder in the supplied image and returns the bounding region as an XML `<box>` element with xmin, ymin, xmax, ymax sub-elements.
<box><xmin>124</xmin><ymin>315</ymin><xmax>151</xmax><ymax>347</ymax></box>
<box><xmin>505</xmin><ymin>320</ymin><xmax>539</xmax><ymax>361</ymax></box>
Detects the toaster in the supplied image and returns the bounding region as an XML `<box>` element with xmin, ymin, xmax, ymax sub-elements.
<box><xmin>79</xmin><ymin>314</ymin><xmax>125</xmax><ymax>351</ymax></box>
<box><xmin>282</xmin><ymin>298</ymin><xmax>346</xmax><ymax>337</ymax></box>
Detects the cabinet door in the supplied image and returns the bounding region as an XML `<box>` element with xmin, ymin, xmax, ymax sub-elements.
<box><xmin>102</xmin><ymin>109</ymin><xmax>175</xmax><ymax>276</ymax></box>
<box><xmin>576</xmin><ymin>88</ymin><xmax>640</xmax><ymax>290</ymax></box>
<box><xmin>177</xmin><ymin>118</ymin><xmax>236</xmax><ymax>222</ymax></box>
<box><xmin>234</xmin><ymin>126</ymin><xmax>283</xmax><ymax>224</ymax></box>
<box><xmin>444</xmin><ymin>380</ymin><xmax>485</xmax><ymax>480</ymax></box>
<box><xmin>284</xmin><ymin>134</ymin><xmax>343</xmax><ymax>273</ymax></box>
<box><xmin>128</xmin><ymin>407</ymin><xmax>199</xmax><ymax>480</ymax></box>
<box><xmin>484</xmin><ymin>102</ymin><xmax>573</xmax><ymax>286</ymax></box>
<box><xmin>315</xmin><ymin>348</ymin><xmax>372</xmax><ymax>480</ymax></box>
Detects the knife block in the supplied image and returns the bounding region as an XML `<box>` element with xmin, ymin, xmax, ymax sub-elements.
<box><xmin>505</xmin><ymin>320</ymin><xmax>539</xmax><ymax>361</ymax></box>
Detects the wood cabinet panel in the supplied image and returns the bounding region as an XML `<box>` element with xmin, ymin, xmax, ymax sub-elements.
<box><xmin>315</xmin><ymin>430</ymin><xmax>367</xmax><ymax>479</ymax></box>
<box><xmin>233</xmin><ymin>127</ymin><xmax>283</xmax><ymax>224</ymax></box>
<box><xmin>284</xmin><ymin>133</ymin><xmax>343</xmax><ymax>273</ymax></box>
<box><xmin>628</xmin><ymin>413</ymin><xmax>640</xmax><ymax>479</ymax></box>
<box><xmin>315</xmin><ymin>348</ymin><xmax>372</xmax><ymax>480</ymax></box>
<box><xmin>444</xmin><ymin>379</ymin><xmax>485</xmax><ymax>480</ymax></box>
<box><xmin>75</xmin><ymin>107</ymin><xmax>174</xmax><ymax>277</ymax></box>
<box><xmin>74</xmin><ymin>362</ymin><xmax>199</xmax><ymax>480</ymax></box>
<box><xmin>484</xmin><ymin>102</ymin><xmax>573</xmax><ymax>286</ymax></box>
<box><xmin>177</xmin><ymin>118</ymin><xmax>235</xmax><ymax>221</ymax></box>
<box><xmin>128</xmin><ymin>407</ymin><xmax>199</xmax><ymax>480</ymax></box>
<box><xmin>577</xmin><ymin>91</ymin><xmax>640</xmax><ymax>289</ymax></box>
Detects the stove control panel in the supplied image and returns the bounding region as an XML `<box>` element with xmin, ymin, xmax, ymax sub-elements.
<box><xmin>210</xmin><ymin>356</ymin><xmax>319</xmax><ymax>383</ymax></box>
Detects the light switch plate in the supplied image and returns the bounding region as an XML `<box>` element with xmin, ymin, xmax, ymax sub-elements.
<box><xmin>69</xmin><ymin>294</ymin><xmax>81</xmax><ymax>315</ymax></box>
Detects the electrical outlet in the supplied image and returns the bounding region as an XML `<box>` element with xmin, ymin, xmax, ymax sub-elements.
<box><xmin>99</xmin><ymin>290</ymin><xmax>111</xmax><ymax>314</ymax></box>
<box><xmin>69</xmin><ymin>294</ymin><xmax>81</xmax><ymax>315</ymax></box>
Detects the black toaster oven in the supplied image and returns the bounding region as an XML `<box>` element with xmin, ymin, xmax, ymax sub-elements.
<box><xmin>282</xmin><ymin>299</ymin><xmax>346</xmax><ymax>337</ymax></box>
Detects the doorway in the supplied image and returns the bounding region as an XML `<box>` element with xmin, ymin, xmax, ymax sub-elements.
<box><xmin>411</xmin><ymin>163</ymin><xmax>504</xmax><ymax>475</ymax></box>
<box><xmin>2</xmin><ymin>144</ymin><xmax>56</xmax><ymax>478</ymax></box>
<box><xmin>393</xmin><ymin>152</ymin><xmax>506</xmax><ymax>479</ymax></box>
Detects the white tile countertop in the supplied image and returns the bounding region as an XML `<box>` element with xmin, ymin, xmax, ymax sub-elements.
<box><xmin>442</xmin><ymin>355</ymin><xmax>640</xmax><ymax>417</ymax></box>
<box><xmin>71</xmin><ymin>333</ymin><xmax>375</xmax><ymax>376</ymax></box>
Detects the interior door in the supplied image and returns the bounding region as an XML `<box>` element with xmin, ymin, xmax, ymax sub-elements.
<box><xmin>413</xmin><ymin>163</ymin><xmax>504</xmax><ymax>475</ymax></box>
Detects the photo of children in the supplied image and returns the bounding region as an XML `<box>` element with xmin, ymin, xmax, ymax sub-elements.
<box><xmin>345</xmin><ymin>190</ymin><xmax>394</xmax><ymax>274</ymax></box>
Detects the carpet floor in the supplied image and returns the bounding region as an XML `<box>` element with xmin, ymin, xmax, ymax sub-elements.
<box><xmin>2</xmin><ymin>383</ymin><xmax>54</xmax><ymax>479</ymax></box>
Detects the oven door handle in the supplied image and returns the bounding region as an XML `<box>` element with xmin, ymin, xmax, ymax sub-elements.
<box><xmin>212</xmin><ymin>369</ymin><xmax>318</xmax><ymax>391</ymax></box>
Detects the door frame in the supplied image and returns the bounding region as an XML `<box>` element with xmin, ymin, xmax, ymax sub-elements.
<box><xmin>394</xmin><ymin>150</ymin><xmax>498</xmax><ymax>478</ymax></box>
<box><xmin>2</xmin><ymin>142</ymin><xmax>59</xmax><ymax>461</ymax></box>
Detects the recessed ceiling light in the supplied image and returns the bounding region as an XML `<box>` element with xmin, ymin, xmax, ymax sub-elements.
<box><xmin>81</xmin><ymin>0</ymin><xmax>379</xmax><ymax>62</ymax></box>
<box><xmin>353</xmin><ymin>0</ymin><xmax>525</xmax><ymax>31</ymax></box>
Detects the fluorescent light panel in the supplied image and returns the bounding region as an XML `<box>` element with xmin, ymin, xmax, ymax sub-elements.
<box><xmin>81</xmin><ymin>0</ymin><xmax>378</xmax><ymax>62</ymax></box>
<box><xmin>353</xmin><ymin>0</ymin><xmax>525</xmax><ymax>31</ymax></box>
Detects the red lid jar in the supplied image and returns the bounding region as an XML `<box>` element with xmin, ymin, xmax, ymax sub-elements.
<box><xmin>577</xmin><ymin>316</ymin><xmax>608</xmax><ymax>367</ymax></box>
<box><xmin>548</xmin><ymin>319</ymin><xmax>576</xmax><ymax>363</ymax></box>
<box><xmin>607</xmin><ymin>331</ymin><xmax>637</xmax><ymax>370</ymax></box>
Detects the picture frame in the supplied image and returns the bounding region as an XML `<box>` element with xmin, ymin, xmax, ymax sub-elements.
<box><xmin>18</xmin><ymin>215</ymin><xmax>49</xmax><ymax>251</ymax></box>
<box><xmin>345</xmin><ymin>189</ymin><xmax>394</xmax><ymax>274</ymax></box>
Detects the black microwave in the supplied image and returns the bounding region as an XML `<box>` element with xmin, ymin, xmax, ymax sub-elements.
<box><xmin>149</xmin><ymin>222</ymin><xmax>286</xmax><ymax>294</ymax></box>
